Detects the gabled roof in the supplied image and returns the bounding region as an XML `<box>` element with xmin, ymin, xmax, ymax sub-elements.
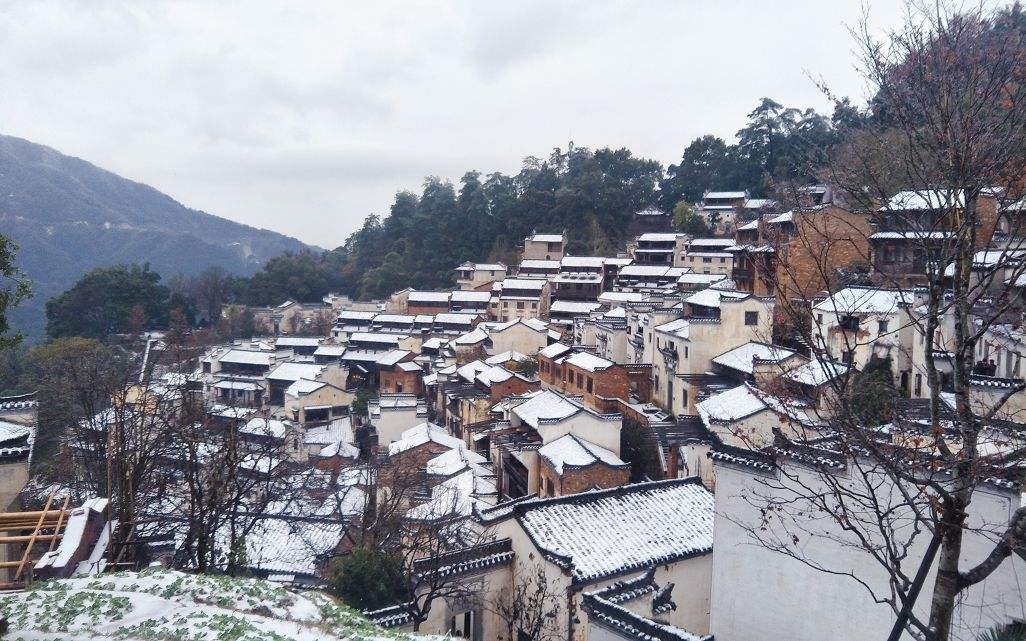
<box><xmin>684</xmin><ymin>286</ymin><xmax>748</xmax><ymax>309</ymax></box>
<box><xmin>539</xmin><ymin>342</ymin><xmax>572</xmax><ymax>359</ymax></box>
<box><xmin>887</xmin><ymin>189</ymin><xmax>965</xmax><ymax>210</ymax></box>
<box><xmin>784</xmin><ymin>358</ymin><xmax>851</xmax><ymax>387</ymax></box>
<box><xmin>527</xmin><ymin>233</ymin><xmax>564</xmax><ymax>243</ymax></box>
<box><xmin>275</xmin><ymin>337</ymin><xmax>322</xmax><ymax>348</ymax></box>
<box><xmin>538</xmin><ymin>434</ymin><xmax>627</xmax><ymax>474</ymax></box>
<box><xmin>550</xmin><ymin>300</ymin><xmax>602</xmax><ymax>315</ymax></box>
<box><xmin>713</xmin><ymin>342</ymin><xmax>797</xmax><ymax>375</ymax></box>
<box><xmin>654</xmin><ymin>318</ymin><xmax>689</xmax><ymax>340</ymax></box>
<box><xmin>812</xmin><ymin>287</ymin><xmax>911</xmax><ymax>315</ymax></box>
<box><xmin>515</xmin><ymin>479</ymin><xmax>714</xmax><ymax>584</ymax></box>
<box><xmin>512</xmin><ymin>389</ymin><xmax>582</xmax><ymax>428</ymax></box>
<box><xmin>388</xmin><ymin>422</ymin><xmax>464</xmax><ymax>456</ymax></box>
<box><xmin>564</xmin><ymin>351</ymin><xmax>615</xmax><ymax>373</ymax></box>
<box><xmin>219</xmin><ymin>350</ymin><xmax>274</xmax><ymax>367</ymax></box>
<box><xmin>267</xmin><ymin>362</ymin><xmax>326</xmax><ymax>382</ymax></box>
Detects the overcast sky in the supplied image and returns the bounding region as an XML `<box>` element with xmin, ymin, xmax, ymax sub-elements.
<box><xmin>0</xmin><ymin>1</ymin><xmax>912</xmax><ymax>248</ymax></box>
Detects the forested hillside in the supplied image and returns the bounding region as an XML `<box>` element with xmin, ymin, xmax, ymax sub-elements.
<box><xmin>0</xmin><ymin>135</ymin><xmax>313</xmax><ymax>341</ymax></box>
<box><xmin>330</xmin><ymin>97</ymin><xmax>859</xmax><ymax>300</ymax></box>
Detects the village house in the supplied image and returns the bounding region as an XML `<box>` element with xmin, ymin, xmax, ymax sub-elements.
<box><xmin>489</xmin><ymin>389</ymin><xmax>624</xmax><ymax>499</ymax></box>
<box><xmin>367</xmin><ymin>393</ymin><xmax>429</xmax><ymax>446</ymax></box>
<box><xmin>537</xmin><ymin>344</ymin><xmax>651</xmax><ymax>414</ymax></box>
<box><xmin>522</xmin><ymin>232</ymin><xmax>566</xmax><ymax>261</ymax></box>
<box><xmin>615</xmin><ymin>265</ymin><xmax>689</xmax><ymax>293</ymax></box>
<box><xmin>455</xmin><ymin>262</ymin><xmax>507</xmax><ymax>291</ymax></box>
<box><xmin>811</xmin><ymin>286</ymin><xmax>918</xmax><ymax>392</ymax></box>
<box><xmin>493</xmin><ymin>278</ymin><xmax>549</xmax><ymax>322</ymax></box>
<box><xmin>708</xmin><ymin>445</ymin><xmax>1026</xmax><ymax>641</ymax></box>
<box><xmin>452</xmin><ymin>317</ymin><xmax>549</xmax><ymax>364</ymax></box>
<box><xmin>680</xmin><ymin>238</ymin><xmax>735</xmax><ymax>275</ymax></box>
<box><xmin>629</xmin><ymin>233</ymin><xmax>687</xmax><ymax>267</ymax></box>
<box><xmin>650</xmin><ymin>288</ymin><xmax>775</xmax><ymax>415</ymax></box>
<box><xmin>729</xmin><ymin>204</ymin><xmax>872</xmax><ymax>300</ymax></box>
<box><xmin>404</xmin><ymin>478</ymin><xmax>715</xmax><ymax>641</ymax></box>
<box><xmin>516</xmin><ymin>258</ymin><xmax>561</xmax><ymax>279</ymax></box>
<box><xmin>870</xmin><ymin>190</ymin><xmax>999</xmax><ymax>286</ymax></box>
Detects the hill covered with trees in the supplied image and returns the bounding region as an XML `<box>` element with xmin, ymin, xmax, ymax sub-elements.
<box><xmin>0</xmin><ymin>134</ymin><xmax>314</xmax><ymax>341</ymax></box>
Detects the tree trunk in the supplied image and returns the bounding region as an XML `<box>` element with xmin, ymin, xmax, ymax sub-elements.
<box><xmin>928</xmin><ymin>519</ymin><xmax>965</xmax><ymax>641</ymax></box>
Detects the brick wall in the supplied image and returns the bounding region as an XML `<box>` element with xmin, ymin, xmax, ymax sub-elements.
<box><xmin>538</xmin><ymin>457</ymin><xmax>630</xmax><ymax>497</ymax></box>
<box><xmin>380</xmin><ymin>368</ymin><xmax>423</xmax><ymax>395</ymax></box>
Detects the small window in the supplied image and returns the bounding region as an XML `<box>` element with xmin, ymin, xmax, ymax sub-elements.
<box><xmin>516</xmin><ymin>302</ymin><xmax>525</xmax><ymax>310</ymax></box>
<box><xmin>586</xmin><ymin>377</ymin><xmax>593</xmax><ymax>393</ymax></box>
<box><xmin>878</xmin><ymin>320</ymin><xmax>889</xmax><ymax>334</ymax></box>
<box><xmin>703</xmin><ymin>257</ymin><xmax>712</xmax><ymax>263</ymax></box>
<box><xmin>842</xmin><ymin>350</ymin><xmax>855</xmax><ymax>365</ymax></box>
<box><xmin>745</xmin><ymin>311</ymin><xmax>758</xmax><ymax>326</ymax></box>
<box><xmin>720</xmin><ymin>257</ymin><xmax>725</xmax><ymax>263</ymax></box>
<box><xmin>817</xmin><ymin>314</ymin><xmax>823</xmax><ymax>324</ymax></box>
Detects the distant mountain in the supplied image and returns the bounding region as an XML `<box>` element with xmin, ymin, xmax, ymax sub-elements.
<box><xmin>0</xmin><ymin>134</ymin><xmax>314</xmax><ymax>341</ymax></box>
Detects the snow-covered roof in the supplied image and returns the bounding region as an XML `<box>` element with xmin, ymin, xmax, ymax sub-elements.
<box><xmin>869</xmin><ymin>231</ymin><xmax>954</xmax><ymax>240</ymax></box>
<box><xmin>426</xmin><ymin>447</ymin><xmax>488</xmax><ymax>476</ymax></box>
<box><xmin>684</xmin><ymin>287</ymin><xmax>748</xmax><ymax>309</ymax></box>
<box><xmin>406</xmin><ymin>465</ymin><xmax>497</xmax><ymax>520</ymax></box>
<box><xmin>408</xmin><ymin>291</ymin><xmax>451</xmax><ymax>303</ymax></box>
<box><xmin>476</xmin><ymin>365</ymin><xmax>517</xmax><ymax>387</ymax></box>
<box><xmin>375</xmin><ymin>349</ymin><xmax>411</xmax><ymax>367</ymax></box>
<box><xmin>561</xmin><ymin>256</ymin><xmax>607</xmax><ymax>268</ymax></box>
<box><xmin>516</xmin><ymin>479</ymin><xmax>714</xmax><ymax>583</ymax></box>
<box><xmin>337</xmin><ymin>310</ymin><xmax>376</xmax><ymax>321</ymax></box>
<box><xmin>219</xmin><ymin>350</ymin><xmax>274</xmax><ymax>367</ymax></box>
<box><xmin>564</xmin><ymin>351</ymin><xmax>615</xmax><ymax>372</ymax></box>
<box><xmin>887</xmin><ymin>189</ymin><xmax>965</xmax><ymax>210</ymax></box>
<box><xmin>485</xmin><ymin>350</ymin><xmax>530</xmax><ymax>365</ymax></box>
<box><xmin>637</xmin><ymin>233</ymin><xmax>683</xmax><ymax>242</ymax></box>
<box><xmin>312</xmin><ymin>345</ymin><xmax>345</xmax><ymax>357</ymax></box>
<box><xmin>519</xmin><ymin>259</ymin><xmax>561</xmax><ymax>270</ymax></box>
<box><xmin>267</xmin><ymin>362</ymin><xmax>326</xmax><ymax>382</ymax></box>
<box><xmin>654</xmin><ymin>318</ymin><xmax>690</xmax><ymax>340</ymax></box>
<box><xmin>812</xmin><ymin>287</ymin><xmax>912</xmax><ymax>315</ymax></box>
<box><xmin>704</xmin><ymin>190</ymin><xmax>747</xmax><ymax>200</ymax></box>
<box><xmin>454</xmin><ymin>327</ymin><xmax>489</xmax><ymax>345</ymax></box>
<box><xmin>550</xmin><ymin>300</ymin><xmax>602</xmax><ymax>315</ymax></box>
<box><xmin>598</xmin><ymin>291</ymin><xmax>648</xmax><ymax>303</ymax></box>
<box><xmin>539</xmin><ymin>342</ymin><xmax>572</xmax><ymax>359</ymax></box>
<box><xmin>538</xmin><ymin>434</ymin><xmax>626</xmax><ymax>474</ymax></box>
<box><xmin>737</xmin><ymin>219</ymin><xmax>760</xmax><ymax>231</ymax></box>
<box><xmin>619</xmin><ymin>265</ymin><xmax>678</xmax><ymax>277</ymax></box>
<box><xmin>784</xmin><ymin>358</ymin><xmax>851</xmax><ymax>387</ymax></box>
<box><xmin>677</xmin><ymin>273</ymin><xmax>728</xmax><ymax>286</ymax></box>
<box><xmin>213</xmin><ymin>380</ymin><xmax>261</xmax><ymax>391</ymax></box>
<box><xmin>688</xmin><ymin>238</ymin><xmax>735</xmax><ymax>248</ymax></box>
<box><xmin>491</xmin><ymin>317</ymin><xmax>548</xmax><ymax>333</ymax></box>
<box><xmin>450</xmin><ymin>290</ymin><xmax>492</xmax><ymax>302</ymax></box>
<box><xmin>528</xmin><ymin>233</ymin><xmax>564</xmax><ymax>243</ymax></box>
<box><xmin>241</xmin><ymin>418</ymin><xmax>291</xmax><ymax>439</ymax></box>
<box><xmin>456</xmin><ymin>360</ymin><xmax>490</xmax><ymax>383</ymax></box>
<box><xmin>499</xmin><ymin>278</ymin><xmax>547</xmax><ymax>291</ymax></box>
<box><xmin>388</xmin><ymin>422</ymin><xmax>464</xmax><ymax>455</ymax></box>
<box><xmin>713</xmin><ymin>342</ymin><xmax>797</xmax><ymax>375</ymax></box>
<box><xmin>348</xmin><ymin>332</ymin><xmax>402</xmax><ymax>344</ymax></box>
<box><xmin>275</xmin><ymin>337</ymin><xmax>321</xmax><ymax>348</ymax></box>
<box><xmin>285</xmin><ymin>378</ymin><xmax>326</xmax><ymax>397</ymax></box>
<box><xmin>697</xmin><ymin>385</ymin><xmax>768</xmax><ymax>424</ymax></box>
<box><xmin>941</xmin><ymin>249</ymin><xmax>1024</xmax><ymax>276</ymax></box>
<box><xmin>512</xmin><ymin>390</ymin><xmax>582</xmax><ymax>429</ymax></box>
<box><xmin>766</xmin><ymin>211</ymin><xmax>794</xmax><ymax>224</ymax></box>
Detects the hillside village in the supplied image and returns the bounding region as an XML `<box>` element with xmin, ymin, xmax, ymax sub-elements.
<box><xmin>0</xmin><ymin>182</ymin><xmax>1024</xmax><ymax>641</ymax></box>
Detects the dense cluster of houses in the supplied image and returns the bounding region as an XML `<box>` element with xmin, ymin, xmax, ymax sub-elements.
<box><xmin>12</xmin><ymin>186</ymin><xmax>1026</xmax><ymax>641</ymax></box>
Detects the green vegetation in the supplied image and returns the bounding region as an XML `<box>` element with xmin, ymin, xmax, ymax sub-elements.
<box><xmin>44</xmin><ymin>264</ymin><xmax>187</xmax><ymax>339</ymax></box>
<box><xmin>328</xmin><ymin>547</ymin><xmax>409</xmax><ymax>612</ymax></box>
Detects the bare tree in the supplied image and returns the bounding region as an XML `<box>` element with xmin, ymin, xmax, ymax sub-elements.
<box><xmin>490</xmin><ymin>562</ymin><xmax>563</xmax><ymax>641</ymax></box>
<box><xmin>728</xmin><ymin>4</ymin><xmax>1026</xmax><ymax>641</ymax></box>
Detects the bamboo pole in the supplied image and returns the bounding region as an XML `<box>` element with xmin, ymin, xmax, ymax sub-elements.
<box><xmin>46</xmin><ymin>496</ymin><xmax>70</xmax><ymax>553</ymax></box>
<box><xmin>14</xmin><ymin>493</ymin><xmax>54</xmax><ymax>582</ymax></box>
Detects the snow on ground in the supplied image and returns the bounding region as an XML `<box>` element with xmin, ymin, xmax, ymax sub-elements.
<box><xmin>0</xmin><ymin>568</ymin><xmax>442</xmax><ymax>641</ymax></box>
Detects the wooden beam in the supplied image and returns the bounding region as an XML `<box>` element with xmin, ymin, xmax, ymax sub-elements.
<box><xmin>0</xmin><ymin>534</ymin><xmax>60</xmax><ymax>544</ymax></box>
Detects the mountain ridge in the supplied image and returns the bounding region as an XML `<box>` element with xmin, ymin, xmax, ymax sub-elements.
<box><xmin>0</xmin><ymin>134</ymin><xmax>316</xmax><ymax>341</ymax></box>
